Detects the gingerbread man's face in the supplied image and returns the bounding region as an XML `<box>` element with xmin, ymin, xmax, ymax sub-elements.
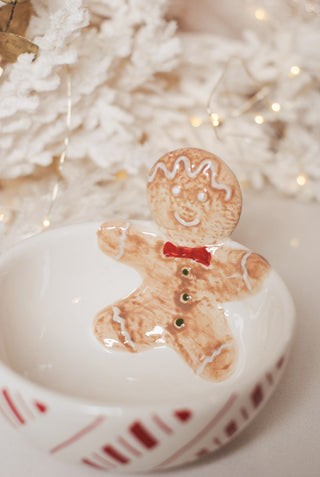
<box><xmin>147</xmin><ymin>148</ymin><xmax>242</xmax><ymax>247</ymax></box>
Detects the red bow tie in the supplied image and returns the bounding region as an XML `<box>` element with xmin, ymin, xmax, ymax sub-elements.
<box><xmin>163</xmin><ymin>241</ymin><xmax>211</xmax><ymax>267</ymax></box>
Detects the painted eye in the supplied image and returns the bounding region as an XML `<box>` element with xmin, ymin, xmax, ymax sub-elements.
<box><xmin>172</xmin><ymin>185</ymin><xmax>181</xmax><ymax>196</ymax></box>
<box><xmin>174</xmin><ymin>318</ymin><xmax>185</xmax><ymax>329</ymax></box>
<box><xmin>197</xmin><ymin>191</ymin><xmax>207</xmax><ymax>202</ymax></box>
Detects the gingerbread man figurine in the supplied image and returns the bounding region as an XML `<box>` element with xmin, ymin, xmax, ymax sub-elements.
<box><xmin>93</xmin><ymin>148</ymin><xmax>270</xmax><ymax>382</ymax></box>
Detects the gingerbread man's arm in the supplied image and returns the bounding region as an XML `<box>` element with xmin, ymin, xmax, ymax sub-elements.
<box><xmin>97</xmin><ymin>221</ymin><xmax>161</xmax><ymax>273</ymax></box>
<box><xmin>209</xmin><ymin>247</ymin><xmax>271</xmax><ymax>302</ymax></box>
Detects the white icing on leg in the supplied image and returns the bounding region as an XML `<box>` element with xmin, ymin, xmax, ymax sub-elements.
<box><xmin>115</xmin><ymin>222</ymin><xmax>130</xmax><ymax>260</ymax></box>
<box><xmin>112</xmin><ymin>306</ymin><xmax>136</xmax><ymax>350</ymax></box>
<box><xmin>241</xmin><ymin>251</ymin><xmax>252</xmax><ymax>291</ymax></box>
<box><xmin>197</xmin><ymin>342</ymin><xmax>233</xmax><ymax>375</ymax></box>
<box><xmin>174</xmin><ymin>212</ymin><xmax>200</xmax><ymax>227</ymax></box>
<box><xmin>148</xmin><ymin>156</ymin><xmax>232</xmax><ymax>200</ymax></box>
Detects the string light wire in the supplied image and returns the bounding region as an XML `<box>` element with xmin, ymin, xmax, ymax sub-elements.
<box><xmin>204</xmin><ymin>55</ymin><xmax>307</xmax><ymax>188</ymax></box>
<box><xmin>206</xmin><ymin>56</ymin><xmax>270</xmax><ymax>140</ymax></box>
<box><xmin>42</xmin><ymin>66</ymin><xmax>72</xmax><ymax>230</ymax></box>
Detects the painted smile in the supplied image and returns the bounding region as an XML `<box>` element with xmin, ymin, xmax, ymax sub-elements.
<box><xmin>174</xmin><ymin>212</ymin><xmax>200</xmax><ymax>227</ymax></box>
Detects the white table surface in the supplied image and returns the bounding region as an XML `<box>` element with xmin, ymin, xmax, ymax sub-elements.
<box><xmin>1</xmin><ymin>189</ymin><xmax>319</xmax><ymax>477</ymax></box>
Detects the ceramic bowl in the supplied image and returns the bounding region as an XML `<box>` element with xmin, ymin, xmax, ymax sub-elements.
<box><xmin>0</xmin><ymin>223</ymin><xmax>294</xmax><ymax>473</ymax></box>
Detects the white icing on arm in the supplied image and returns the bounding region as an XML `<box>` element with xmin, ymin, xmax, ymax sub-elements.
<box><xmin>241</xmin><ymin>251</ymin><xmax>252</xmax><ymax>291</ymax></box>
<box><xmin>112</xmin><ymin>306</ymin><xmax>135</xmax><ymax>349</ymax></box>
<box><xmin>197</xmin><ymin>342</ymin><xmax>233</xmax><ymax>375</ymax></box>
<box><xmin>115</xmin><ymin>222</ymin><xmax>130</xmax><ymax>260</ymax></box>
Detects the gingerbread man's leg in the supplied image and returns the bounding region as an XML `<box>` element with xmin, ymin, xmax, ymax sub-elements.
<box><xmin>166</xmin><ymin>302</ymin><xmax>237</xmax><ymax>382</ymax></box>
<box><xmin>93</xmin><ymin>285</ymin><xmax>166</xmax><ymax>353</ymax></box>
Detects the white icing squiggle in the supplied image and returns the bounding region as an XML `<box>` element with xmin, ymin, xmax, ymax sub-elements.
<box><xmin>241</xmin><ymin>251</ymin><xmax>252</xmax><ymax>291</ymax></box>
<box><xmin>148</xmin><ymin>155</ymin><xmax>232</xmax><ymax>200</ymax></box>
<box><xmin>197</xmin><ymin>342</ymin><xmax>233</xmax><ymax>375</ymax></box>
<box><xmin>174</xmin><ymin>212</ymin><xmax>200</xmax><ymax>227</ymax></box>
<box><xmin>112</xmin><ymin>306</ymin><xmax>136</xmax><ymax>349</ymax></box>
<box><xmin>115</xmin><ymin>222</ymin><xmax>130</xmax><ymax>260</ymax></box>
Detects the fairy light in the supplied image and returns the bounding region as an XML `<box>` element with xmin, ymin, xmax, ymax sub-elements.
<box><xmin>42</xmin><ymin>217</ymin><xmax>51</xmax><ymax>229</ymax></box>
<box><xmin>254</xmin><ymin>114</ymin><xmax>265</xmax><ymax>124</ymax></box>
<box><xmin>289</xmin><ymin>238</ymin><xmax>300</xmax><ymax>248</ymax></box>
<box><xmin>271</xmin><ymin>102</ymin><xmax>281</xmax><ymax>112</ymax></box>
<box><xmin>296</xmin><ymin>173</ymin><xmax>307</xmax><ymax>186</ymax></box>
<box><xmin>42</xmin><ymin>66</ymin><xmax>72</xmax><ymax>230</ymax></box>
<box><xmin>254</xmin><ymin>8</ymin><xmax>267</xmax><ymax>20</ymax></box>
<box><xmin>115</xmin><ymin>169</ymin><xmax>128</xmax><ymax>180</ymax></box>
<box><xmin>189</xmin><ymin>116</ymin><xmax>203</xmax><ymax>128</ymax></box>
<box><xmin>289</xmin><ymin>65</ymin><xmax>301</xmax><ymax>77</ymax></box>
<box><xmin>0</xmin><ymin>207</ymin><xmax>13</xmax><ymax>225</ymax></box>
<box><xmin>210</xmin><ymin>113</ymin><xmax>221</xmax><ymax>127</ymax></box>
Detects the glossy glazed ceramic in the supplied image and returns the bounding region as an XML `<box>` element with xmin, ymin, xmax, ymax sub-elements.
<box><xmin>0</xmin><ymin>222</ymin><xmax>294</xmax><ymax>473</ymax></box>
<box><xmin>94</xmin><ymin>149</ymin><xmax>271</xmax><ymax>383</ymax></box>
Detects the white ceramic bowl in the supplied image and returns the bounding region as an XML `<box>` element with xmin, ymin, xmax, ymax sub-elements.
<box><xmin>0</xmin><ymin>223</ymin><xmax>294</xmax><ymax>473</ymax></box>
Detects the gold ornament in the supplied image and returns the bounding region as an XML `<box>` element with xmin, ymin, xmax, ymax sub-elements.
<box><xmin>0</xmin><ymin>0</ymin><xmax>38</xmax><ymax>64</ymax></box>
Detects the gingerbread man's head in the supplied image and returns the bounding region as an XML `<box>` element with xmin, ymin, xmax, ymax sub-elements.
<box><xmin>147</xmin><ymin>148</ymin><xmax>242</xmax><ymax>247</ymax></box>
